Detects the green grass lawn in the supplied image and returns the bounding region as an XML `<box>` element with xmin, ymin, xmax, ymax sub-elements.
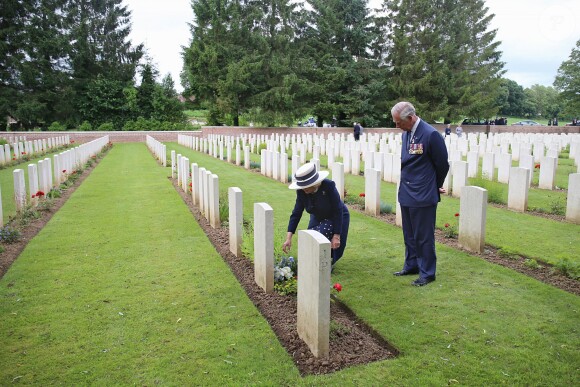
<box><xmin>0</xmin><ymin>142</ymin><xmax>578</xmax><ymax>385</ymax></box>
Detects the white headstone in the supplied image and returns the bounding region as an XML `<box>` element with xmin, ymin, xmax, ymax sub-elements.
<box><xmin>497</xmin><ymin>153</ymin><xmax>512</xmax><ymax>184</ymax></box>
<box><xmin>507</xmin><ymin>167</ymin><xmax>530</xmax><ymax>212</ymax></box>
<box><xmin>451</xmin><ymin>161</ymin><xmax>468</xmax><ymax>198</ymax></box>
<box><xmin>254</xmin><ymin>203</ymin><xmax>274</xmax><ymax>293</ymax></box>
<box><xmin>566</xmin><ymin>173</ymin><xmax>580</xmax><ymax>223</ymax></box>
<box><xmin>13</xmin><ymin>169</ymin><xmax>26</xmax><ymax>212</ymax></box>
<box><xmin>365</xmin><ymin>168</ymin><xmax>381</xmax><ymax>216</ymax></box>
<box><xmin>209</xmin><ymin>174</ymin><xmax>220</xmax><ymax>228</ymax></box>
<box><xmin>332</xmin><ymin>162</ymin><xmax>345</xmax><ymax>200</ymax></box>
<box><xmin>297</xmin><ymin>230</ymin><xmax>331</xmax><ymax>358</ymax></box>
<box><xmin>458</xmin><ymin>186</ymin><xmax>488</xmax><ymax>253</ymax></box>
<box><xmin>228</xmin><ymin>187</ymin><xmax>243</xmax><ymax>256</ymax></box>
<box><xmin>538</xmin><ymin>156</ymin><xmax>557</xmax><ymax>190</ymax></box>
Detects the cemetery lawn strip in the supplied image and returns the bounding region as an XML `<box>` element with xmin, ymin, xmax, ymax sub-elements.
<box><xmin>170</xmin><ymin>177</ymin><xmax>399</xmax><ymax>376</ymax></box>
<box><xmin>171</xmin><ymin>143</ymin><xmax>579</xmax><ymax>385</ymax></box>
<box><xmin>0</xmin><ymin>145</ymin><xmax>109</xmax><ymax>278</ymax></box>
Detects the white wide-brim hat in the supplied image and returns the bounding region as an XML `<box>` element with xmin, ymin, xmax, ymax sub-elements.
<box><xmin>288</xmin><ymin>163</ymin><xmax>329</xmax><ymax>190</ymax></box>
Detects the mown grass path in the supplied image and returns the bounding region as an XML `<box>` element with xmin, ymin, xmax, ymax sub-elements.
<box><xmin>0</xmin><ymin>143</ymin><xmax>578</xmax><ymax>385</ymax></box>
<box><xmin>0</xmin><ymin>143</ymin><xmax>296</xmax><ymax>385</ymax></box>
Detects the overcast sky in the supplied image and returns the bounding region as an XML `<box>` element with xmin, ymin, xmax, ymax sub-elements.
<box><xmin>124</xmin><ymin>0</ymin><xmax>580</xmax><ymax>92</ymax></box>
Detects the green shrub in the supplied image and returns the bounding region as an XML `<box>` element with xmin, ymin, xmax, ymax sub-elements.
<box><xmin>0</xmin><ymin>226</ymin><xmax>21</xmax><ymax>243</ymax></box>
<box><xmin>379</xmin><ymin>201</ymin><xmax>393</xmax><ymax>214</ymax></box>
<box><xmin>78</xmin><ymin>121</ymin><xmax>92</xmax><ymax>131</ymax></box>
<box><xmin>524</xmin><ymin>259</ymin><xmax>540</xmax><ymax>269</ymax></box>
<box><xmin>549</xmin><ymin>197</ymin><xmax>565</xmax><ymax>215</ymax></box>
<box><xmin>48</xmin><ymin>121</ymin><xmax>66</xmax><ymax>131</ymax></box>
<box><xmin>553</xmin><ymin>258</ymin><xmax>580</xmax><ymax>280</ymax></box>
<box><xmin>97</xmin><ymin>122</ymin><xmax>115</xmax><ymax>131</ymax></box>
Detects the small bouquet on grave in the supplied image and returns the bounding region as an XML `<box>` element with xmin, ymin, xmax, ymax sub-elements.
<box><xmin>273</xmin><ymin>256</ymin><xmax>298</xmax><ymax>295</ymax></box>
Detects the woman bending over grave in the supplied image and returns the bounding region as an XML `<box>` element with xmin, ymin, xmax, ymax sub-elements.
<box><xmin>282</xmin><ymin>163</ymin><xmax>350</xmax><ymax>269</ymax></box>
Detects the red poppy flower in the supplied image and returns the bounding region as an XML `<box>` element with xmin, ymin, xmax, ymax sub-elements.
<box><xmin>31</xmin><ymin>194</ymin><xmax>36</xmax><ymax>198</ymax></box>
<box><xmin>444</xmin><ymin>223</ymin><xmax>450</xmax><ymax>228</ymax></box>
<box><xmin>36</xmin><ymin>191</ymin><xmax>44</xmax><ymax>197</ymax></box>
<box><xmin>534</xmin><ymin>164</ymin><xmax>540</xmax><ymax>169</ymax></box>
<box><xmin>359</xmin><ymin>193</ymin><xmax>366</xmax><ymax>197</ymax></box>
<box><xmin>454</xmin><ymin>213</ymin><xmax>459</xmax><ymax>217</ymax></box>
<box><xmin>333</xmin><ymin>283</ymin><xmax>342</xmax><ymax>292</ymax></box>
<box><xmin>21</xmin><ymin>152</ymin><xmax>26</xmax><ymax>155</ymax></box>
<box><xmin>62</xmin><ymin>169</ymin><xmax>66</xmax><ymax>173</ymax></box>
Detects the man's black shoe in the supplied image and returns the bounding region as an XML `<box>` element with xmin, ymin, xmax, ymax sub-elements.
<box><xmin>412</xmin><ymin>277</ymin><xmax>435</xmax><ymax>286</ymax></box>
<box><xmin>394</xmin><ymin>269</ymin><xmax>419</xmax><ymax>276</ymax></box>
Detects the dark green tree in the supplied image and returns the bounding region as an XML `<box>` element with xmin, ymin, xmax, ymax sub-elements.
<box><xmin>183</xmin><ymin>0</ymin><xmax>240</xmax><ymax>125</ymax></box>
<box><xmin>137</xmin><ymin>62</ymin><xmax>158</xmax><ymax>119</ymax></box>
<box><xmin>299</xmin><ymin>0</ymin><xmax>380</xmax><ymax>126</ymax></box>
<box><xmin>67</xmin><ymin>0</ymin><xmax>143</xmax><ymax>126</ymax></box>
<box><xmin>554</xmin><ymin>39</ymin><xmax>580</xmax><ymax>116</ymax></box>
<box><xmin>378</xmin><ymin>0</ymin><xmax>504</xmax><ymax>123</ymax></box>
<box><xmin>498</xmin><ymin>78</ymin><xmax>526</xmax><ymax>117</ymax></box>
<box><xmin>244</xmin><ymin>0</ymin><xmax>305</xmax><ymax>126</ymax></box>
<box><xmin>0</xmin><ymin>0</ymin><xmax>27</xmax><ymax>127</ymax></box>
<box><xmin>152</xmin><ymin>74</ymin><xmax>186</xmax><ymax>123</ymax></box>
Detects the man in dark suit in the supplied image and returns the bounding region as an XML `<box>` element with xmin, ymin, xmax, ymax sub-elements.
<box><xmin>391</xmin><ymin>102</ymin><xmax>449</xmax><ymax>286</ymax></box>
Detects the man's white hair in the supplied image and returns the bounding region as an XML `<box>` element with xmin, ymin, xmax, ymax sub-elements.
<box><xmin>391</xmin><ymin>102</ymin><xmax>416</xmax><ymax>121</ymax></box>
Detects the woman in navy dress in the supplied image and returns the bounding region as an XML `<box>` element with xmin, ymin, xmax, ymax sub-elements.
<box><xmin>282</xmin><ymin>163</ymin><xmax>350</xmax><ymax>265</ymax></box>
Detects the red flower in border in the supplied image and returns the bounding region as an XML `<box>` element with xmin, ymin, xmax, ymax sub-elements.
<box><xmin>454</xmin><ymin>213</ymin><xmax>459</xmax><ymax>217</ymax></box>
<box><xmin>534</xmin><ymin>163</ymin><xmax>540</xmax><ymax>169</ymax></box>
<box><xmin>333</xmin><ymin>283</ymin><xmax>343</xmax><ymax>292</ymax></box>
<box><xmin>62</xmin><ymin>169</ymin><xmax>66</xmax><ymax>173</ymax></box>
<box><xmin>36</xmin><ymin>191</ymin><xmax>45</xmax><ymax>197</ymax></box>
<box><xmin>359</xmin><ymin>193</ymin><xmax>366</xmax><ymax>197</ymax></box>
<box><xmin>444</xmin><ymin>223</ymin><xmax>450</xmax><ymax>228</ymax></box>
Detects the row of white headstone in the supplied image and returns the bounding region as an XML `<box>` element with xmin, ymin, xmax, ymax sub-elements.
<box><xmin>180</xmin><ymin>129</ymin><xmax>580</xmax><ymax>227</ymax></box>
<box><xmin>165</xmin><ymin>143</ymin><xmax>334</xmax><ymax>358</ymax></box>
<box><xmin>5</xmin><ymin>136</ymin><xmax>110</xmax><ymax>227</ymax></box>
<box><xmin>180</xmin><ymin>131</ymin><xmax>579</xmax><ymax>223</ymax></box>
<box><xmin>0</xmin><ymin>136</ymin><xmax>69</xmax><ymax>165</ymax></box>
<box><xmin>146</xmin><ymin>135</ymin><xmax>167</xmax><ymax>167</ymax></box>
<box><xmin>171</xmin><ymin>151</ymin><xmax>221</xmax><ymax>229</ymax></box>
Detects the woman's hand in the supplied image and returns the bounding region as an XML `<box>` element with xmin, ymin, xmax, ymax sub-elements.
<box><xmin>282</xmin><ymin>232</ymin><xmax>293</xmax><ymax>253</ymax></box>
<box><xmin>331</xmin><ymin>234</ymin><xmax>341</xmax><ymax>250</ymax></box>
